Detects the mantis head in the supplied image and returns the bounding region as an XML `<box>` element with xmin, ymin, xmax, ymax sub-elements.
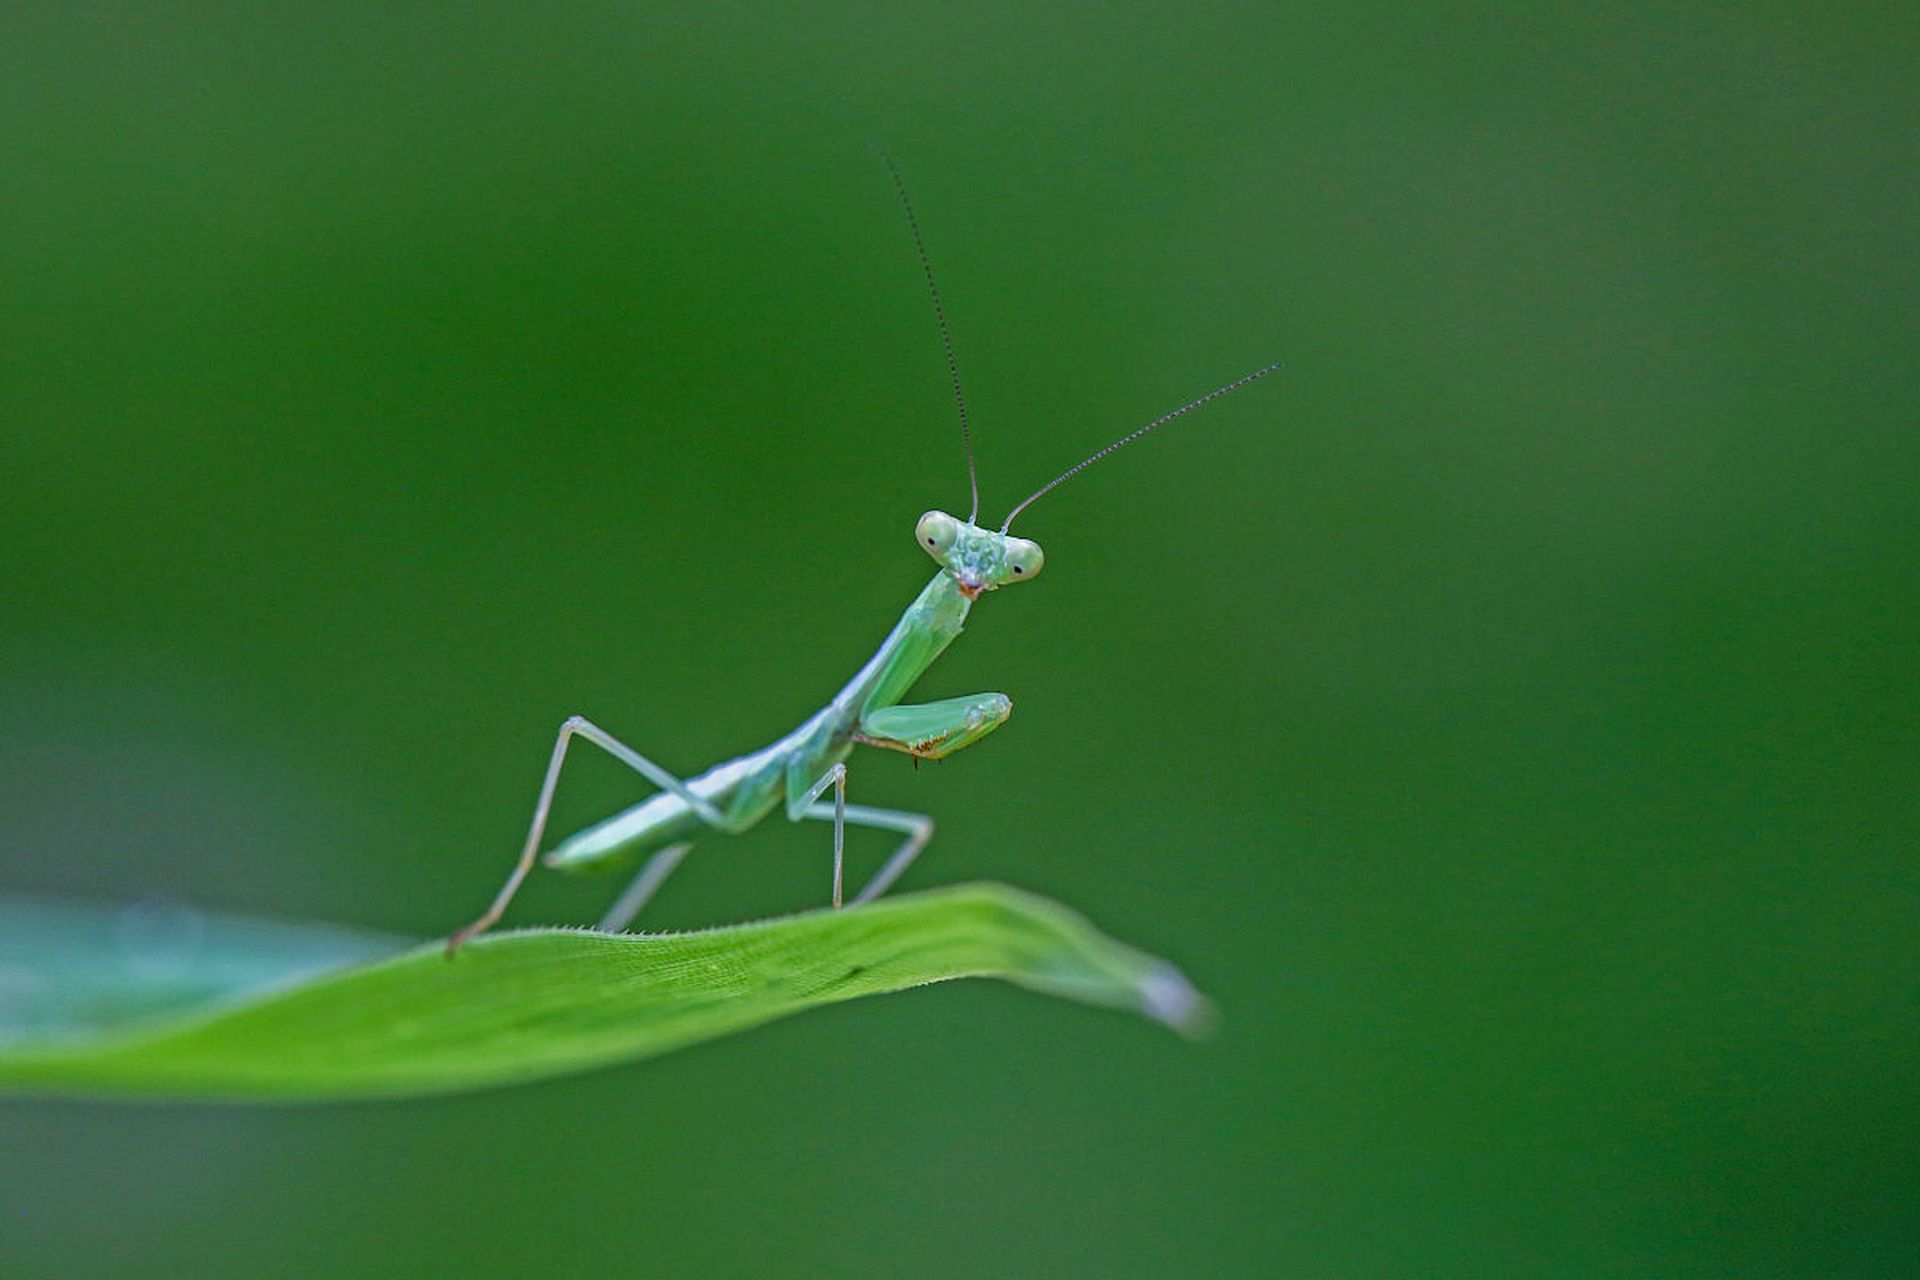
<box><xmin>915</xmin><ymin>510</ymin><xmax>1043</xmax><ymax>598</ymax></box>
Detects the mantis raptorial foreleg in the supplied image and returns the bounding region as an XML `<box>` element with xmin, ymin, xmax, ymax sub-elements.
<box><xmin>855</xmin><ymin>692</ymin><xmax>1013</xmax><ymax>760</ymax></box>
<box><xmin>449</xmin><ymin>715</ymin><xmax>755</xmax><ymax>952</ymax></box>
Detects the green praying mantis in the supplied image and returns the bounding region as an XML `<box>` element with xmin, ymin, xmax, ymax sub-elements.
<box><xmin>447</xmin><ymin>161</ymin><xmax>1277</xmax><ymax>955</ymax></box>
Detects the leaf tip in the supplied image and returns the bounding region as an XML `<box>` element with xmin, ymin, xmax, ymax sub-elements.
<box><xmin>1140</xmin><ymin>963</ymin><xmax>1218</xmax><ymax>1039</ymax></box>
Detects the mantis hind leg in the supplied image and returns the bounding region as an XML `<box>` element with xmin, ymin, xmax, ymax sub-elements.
<box><xmin>447</xmin><ymin>715</ymin><xmax>750</xmax><ymax>955</ymax></box>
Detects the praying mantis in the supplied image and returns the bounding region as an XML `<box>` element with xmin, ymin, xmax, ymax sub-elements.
<box><xmin>446</xmin><ymin>161</ymin><xmax>1276</xmax><ymax>955</ymax></box>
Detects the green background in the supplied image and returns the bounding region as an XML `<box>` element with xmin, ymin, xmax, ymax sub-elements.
<box><xmin>3</xmin><ymin>4</ymin><xmax>1914</xmax><ymax>1276</ymax></box>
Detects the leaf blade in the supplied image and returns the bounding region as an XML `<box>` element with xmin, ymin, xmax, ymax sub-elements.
<box><xmin>0</xmin><ymin>883</ymin><xmax>1208</xmax><ymax>1101</ymax></box>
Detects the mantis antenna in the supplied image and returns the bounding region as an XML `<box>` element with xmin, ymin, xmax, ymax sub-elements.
<box><xmin>1001</xmin><ymin>361</ymin><xmax>1282</xmax><ymax>532</ymax></box>
<box><xmin>880</xmin><ymin>149</ymin><xmax>981</xmax><ymax>524</ymax></box>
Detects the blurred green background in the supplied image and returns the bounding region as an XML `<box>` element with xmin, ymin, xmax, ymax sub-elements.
<box><xmin>3</xmin><ymin>3</ymin><xmax>1915</xmax><ymax>1276</ymax></box>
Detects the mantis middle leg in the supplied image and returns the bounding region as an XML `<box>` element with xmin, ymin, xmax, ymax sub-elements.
<box><xmin>788</xmin><ymin>762</ymin><xmax>932</xmax><ymax>909</ymax></box>
<box><xmin>803</xmin><ymin>801</ymin><xmax>935</xmax><ymax>905</ymax></box>
<box><xmin>595</xmin><ymin>757</ymin><xmax>852</xmax><ymax>936</ymax></box>
<box><xmin>788</xmin><ymin>691</ymin><xmax>1007</xmax><ymax>910</ymax></box>
<box><xmin>598</xmin><ymin>788</ymin><xmax>934</xmax><ymax>934</ymax></box>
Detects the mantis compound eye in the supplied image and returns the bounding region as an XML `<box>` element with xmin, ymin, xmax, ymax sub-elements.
<box><xmin>916</xmin><ymin>510</ymin><xmax>960</xmax><ymax>557</ymax></box>
<box><xmin>1002</xmin><ymin>537</ymin><xmax>1044</xmax><ymax>582</ymax></box>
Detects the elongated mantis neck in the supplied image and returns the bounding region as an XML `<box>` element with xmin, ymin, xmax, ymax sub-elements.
<box><xmin>833</xmin><ymin>571</ymin><xmax>974</xmax><ymax>722</ymax></box>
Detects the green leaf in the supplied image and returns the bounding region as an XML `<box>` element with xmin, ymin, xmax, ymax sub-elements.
<box><xmin>0</xmin><ymin>884</ymin><xmax>1209</xmax><ymax>1101</ymax></box>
